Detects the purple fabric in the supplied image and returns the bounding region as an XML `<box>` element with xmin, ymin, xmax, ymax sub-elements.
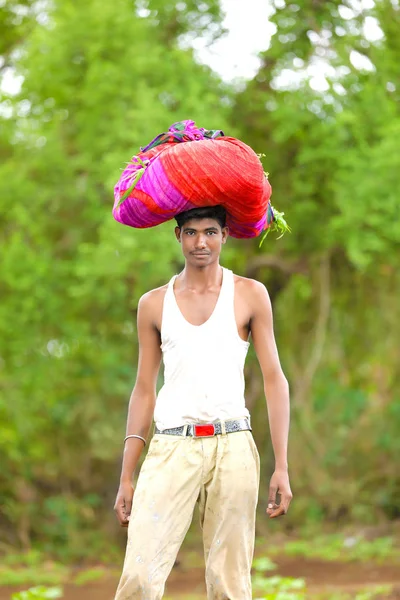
<box><xmin>135</xmin><ymin>160</ymin><xmax>192</xmax><ymax>215</ymax></box>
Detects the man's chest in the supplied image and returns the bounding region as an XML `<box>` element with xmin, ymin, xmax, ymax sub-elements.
<box><xmin>175</xmin><ymin>290</ymin><xmax>221</xmax><ymax>326</ymax></box>
<box><xmin>154</xmin><ymin>284</ymin><xmax>252</xmax><ymax>342</ymax></box>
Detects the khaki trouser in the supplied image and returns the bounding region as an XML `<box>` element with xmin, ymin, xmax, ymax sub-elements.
<box><xmin>114</xmin><ymin>429</ymin><xmax>260</xmax><ymax>600</ymax></box>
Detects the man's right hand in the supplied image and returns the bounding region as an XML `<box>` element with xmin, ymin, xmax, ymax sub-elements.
<box><xmin>114</xmin><ymin>481</ymin><xmax>134</xmax><ymax>527</ymax></box>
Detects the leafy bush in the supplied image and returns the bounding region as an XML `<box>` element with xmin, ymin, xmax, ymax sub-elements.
<box><xmin>254</xmin><ymin>575</ymin><xmax>306</xmax><ymax>599</ymax></box>
<box><xmin>277</xmin><ymin>534</ymin><xmax>398</xmax><ymax>563</ymax></box>
<box><xmin>12</xmin><ymin>586</ymin><xmax>63</xmax><ymax>600</ymax></box>
<box><xmin>0</xmin><ymin>551</ymin><xmax>67</xmax><ymax>586</ymax></box>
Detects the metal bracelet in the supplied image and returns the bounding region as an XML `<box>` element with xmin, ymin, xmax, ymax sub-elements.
<box><xmin>124</xmin><ymin>434</ymin><xmax>146</xmax><ymax>447</ymax></box>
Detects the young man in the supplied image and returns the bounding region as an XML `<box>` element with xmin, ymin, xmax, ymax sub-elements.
<box><xmin>113</xmin><ymin>205</ymin><xmax>292</xmax><ymax>600</ymax></box>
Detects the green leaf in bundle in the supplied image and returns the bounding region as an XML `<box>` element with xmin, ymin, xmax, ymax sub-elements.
<box><xmin>116</xmin><ymin>161</ymin><xmax>148</xmax><ymax>208</ymax></box>
<box><xmin>259</xmin><ymin>206</ymin><xmax>291</xmax><ymax>246</ymax></box>
<box><xmin>256</xmin><ymin>153</ymin><xmax>269</xmax><ymax>178</ymax></box>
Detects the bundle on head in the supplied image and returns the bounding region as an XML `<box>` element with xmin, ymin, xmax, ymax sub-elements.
<box><xmin>113</xmin><ymin>120</ymin><xmax>281</xmax><ymax>239</ymax></box>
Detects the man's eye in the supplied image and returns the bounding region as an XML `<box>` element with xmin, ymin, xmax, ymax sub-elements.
<box><xmin>207</xmin><ymin>231</ymin><xmax>216</xmax><ymax>235</ymax></box>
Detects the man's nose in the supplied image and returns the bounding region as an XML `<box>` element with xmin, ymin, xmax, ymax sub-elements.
<box><xmin>195</xmin><ymin>235</ymin><xmax>207</xmax><ymax>248</ymax></box>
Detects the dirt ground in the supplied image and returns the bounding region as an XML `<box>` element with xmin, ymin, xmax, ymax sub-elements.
<box><xmin>1</xmin><ymin>557</ymin><xmax>400</xmax><ymax>600</ymax></box>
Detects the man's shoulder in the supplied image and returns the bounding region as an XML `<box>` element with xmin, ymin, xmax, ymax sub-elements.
<box><xmin>232</xmin><ymin>272</ymin><xmax>267</xmax><ymax>295</ymax></box>
<box><xmin>139</xmin><ymin>283</ymin><xmax>169</xmax><ymax>310</ymax></box>
<box><xmin>231</xmin><ymin>272</ymin><xmax>271</xmax><ymax>319</ymax></box>
<box><xmin>137</xmin><ymin>283</ymin><xmax>169</xmax><ymax>329</ymax></box>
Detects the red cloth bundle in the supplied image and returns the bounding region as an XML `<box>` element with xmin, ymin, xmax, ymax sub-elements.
<box><xmin>113</xmin><ymin>120</ymin><xmax>273</xmax><ymax>238</ymax></box>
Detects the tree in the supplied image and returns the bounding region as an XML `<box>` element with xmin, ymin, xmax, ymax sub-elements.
<box><xmin>0</xmin><ymin>0</ymin><xmax>230</xmax><ymax>552</ymax></box>
<box><xmin>232</xmin><ymin>0</ymin><xmax>400</xmax><ymax>521</ymax></box>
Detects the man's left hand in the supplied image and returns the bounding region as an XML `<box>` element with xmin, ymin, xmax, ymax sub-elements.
<box><xmin>266</xmin><ymin>469</ymin><xmax>292</xmax><ymax>518</ymax></box>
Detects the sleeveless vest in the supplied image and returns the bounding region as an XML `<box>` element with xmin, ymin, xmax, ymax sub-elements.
<box><xmin>154</xmin><ymin>267</ymin><xmax>250</xmax><ymax>430</ymax></box>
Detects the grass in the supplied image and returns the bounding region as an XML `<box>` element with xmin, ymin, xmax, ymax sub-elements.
<box><xmin>0</xmin><ymin>550</ymin><xmax>67</xmax><ymax>586</ymax></box>
<box><xmin>312</xmin><ymin>586</ymin><xmax>393</xmax><ymax>600</ymax></box>
<box><xmin>257</xmin><ymin>533</ymin><xmax>399</xmax><ymax>563</ymax></box>
<box><xmin>163</xmin><ymin>584</ymin><xmax>394</xmax><ymax>600</ymax></box>
<box><xmin>11</xmin><ymin>587</ymin><xmax>63</xmax><ymax>600</ymax></box>
<box><xmin>0</xmin><ymin>550</ymin><xmax>112</xmax><ymax>587</ymax></box>
<box><xmin>2</xmin><ymin>531</ymin><xmax>398</xmax><ymax>599</ymax></box>
<box><xmin>0</xmin><ymin>564</ymin><xmax>67</xmax><ymax>587</ymax></box>
<box><xmin>72</xmin><ymin>567</ymin><xmax>109</xmax><ymax>586</ymax></box>
<box><xmin>251</xmin><ymin>550</ymin><xmax>395</xmax><ymax>599</ymax></box>
<box><xmin>253</xmin><ymin>574</ymin><xmax>306</xmax><ymax>598</ymax></box>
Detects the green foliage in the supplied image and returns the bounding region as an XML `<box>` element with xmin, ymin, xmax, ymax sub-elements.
<box><xmin>11</xmin><ymin>586</ymin><xmax>63</xmax><ymax>600</ymax></box>
<box><xmin>273</xmin><ymin>534</ymin><xmax>398</xmax><ymax>563</ymax></box>
<box><xmin>234</xmin><ymin>0</ymin><xmax>400</xmax><ymax>526</ymax></box>
<box><xmin>253</xmin><ymin>556</ymin><xmax>278</xmax><ymax>572</ymax></box>
<box><xmin>259</xmin><ymin>206</ymin><xmax>291</xmax><ymax>245</ymax></box>
<box><xmin>314</xmin><ymin>586</ymin><xmax>393</xmax><ymax>600</ymax></box>
<box><xmin>72</xmin><ymin>567</ymin><xmax>108</xmax><ymax>586</ymax></box>
<box><xmin>0</xmin><ymin>551</ymin><xmax>67</xmax><ymax>586</ymax></box>
<box><xmin>0</xmin><ymin>549</ymin><xmax>109</xmax><ymax>588</ymax></box>
<box><xmin>253</xmin><ymin>575</ymin><xmax>306</xmax><ymax>600</ymax></box>
<box><xmin>1</xmin><ymin>0</ymin><xmax>400</xmax><ymax>560</ymax></box>
<box><xmin>253</xmin><ymin>556</ymin><xmax>305</xmax><ymax>599</ymax></box>
<box><xmin>253</xmin><ymin>571</ymin><xmax>392</xmax><ymax>600</ymax></box>
<box><xmin>0</xmin><ymin>0</ymin><xmax>229</xmax><ymax>554</ymax></box>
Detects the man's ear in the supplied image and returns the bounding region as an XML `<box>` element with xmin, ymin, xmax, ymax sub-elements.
<box><xmin>222</xmin><ymin>226</ymin><xmax>229</xmax><ymax>243</ymax></box>
<box><xmin>175</xmin><ymin>226</ymin><xmax>181</xmax><ymax>243</ymax></box>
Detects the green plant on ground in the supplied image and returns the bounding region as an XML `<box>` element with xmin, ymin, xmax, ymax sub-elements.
<box><xmin>0</xmin><ymin>564</ymin><xmax>68</xmax><ymax>587</ymax></box>
<box><xmin>11</xmin><ymin>586</ymin><xmax>63</xmax><ymax>600</ymax></box>
<box><xmin>72</xmin><ymin>567</ymin><xmax>108</xmax><ymax>586</ymax></box>
<box><xmin>253</xmin><ymin>556</ymin><xmax>278</xmax><ymax>572</ymax></box>
<box><xmin>0</xmin><ymin>550</ymin><xmax>116</xmax><ymax>587</ymax></box>
<box><xmin>3</xmin><ymin>550</ymin><xmax>46</xmax><ymax>568</ymax></box>
<box><xmin>252</xmin><ymin>553</ymin><xmax>305</xmax><ymax>599</ymax></box>
<box><xmin>269</xmin><ymin>534</ymin><xmax>398</xmax><ymax>563</ymax></box>
<box><xmin>253</xmin><ymin>575</ymin><xmax>306</xmax><ymax>599</ymax></box>
<box><xmin>314</xmin><ymin>585</ymin><xmax>393</xmax><ymax>599</ymax></box>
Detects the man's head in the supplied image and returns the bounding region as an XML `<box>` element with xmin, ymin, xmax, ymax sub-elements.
<box><xmin>174</xmin><ymin>206</ymin><xmax>228</xmax><ymax>267</ymax></box>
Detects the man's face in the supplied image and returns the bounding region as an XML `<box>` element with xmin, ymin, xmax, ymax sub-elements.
<box><xmin>175</xmin><ymin>218</ymin><xmax>228</xmax><ymax>267</ymax></box>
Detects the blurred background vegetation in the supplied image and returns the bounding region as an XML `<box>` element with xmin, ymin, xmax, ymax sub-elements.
<box><xmin>1</xmin><ymin>0</ymin><xmax>399</xmax><ymax>571</ymax></box>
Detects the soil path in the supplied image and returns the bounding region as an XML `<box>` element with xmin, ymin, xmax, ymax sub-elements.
<box><xmin>1</xmin><ymin>557</ymin><xmax>400</xmax><ymax>599</ymax></box>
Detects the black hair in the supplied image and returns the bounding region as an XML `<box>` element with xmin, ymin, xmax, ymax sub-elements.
<box><xmin>175</xmin><ymin>205</ymin><xmax>227</xmax><ymax>230</ymax></box>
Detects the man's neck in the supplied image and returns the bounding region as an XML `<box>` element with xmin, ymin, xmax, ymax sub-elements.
<box><xmin>179</xmin><ymin>262</ymin><xmax>223</xmax><ymax>291</ymax></box>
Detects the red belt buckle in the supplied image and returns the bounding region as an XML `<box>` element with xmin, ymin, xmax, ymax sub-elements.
<box><xmin>194</xmin><ymin>424</ymin><xmax>215</xmax><ymax>438</ymax></box>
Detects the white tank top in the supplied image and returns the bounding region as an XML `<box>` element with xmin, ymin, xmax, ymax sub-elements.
<box><xmin>154</xmin><ymin>267</ymin><xmax>250</xmax><ymax>431</ymax></box>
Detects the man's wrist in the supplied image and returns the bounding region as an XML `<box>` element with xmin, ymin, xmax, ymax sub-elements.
<box><xmin>120</xmin><ymin>475</ymin><xmax>133</xmax><ymax>485</ymax></box>
<box><xmin>275</xmin><ymin>462</ymin><xmax>288</xmax><ymax>471</ymax></box>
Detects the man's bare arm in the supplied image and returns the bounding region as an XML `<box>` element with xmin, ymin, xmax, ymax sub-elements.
<box><xmin>114</xmin><ymin>292</ymin><xmax>162</xmax><ymax>526</ymax></box>
<box><xmin>249</xmin><ymin>280</ymin><xmax>293</xmax><ymax>518</ymax></box>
